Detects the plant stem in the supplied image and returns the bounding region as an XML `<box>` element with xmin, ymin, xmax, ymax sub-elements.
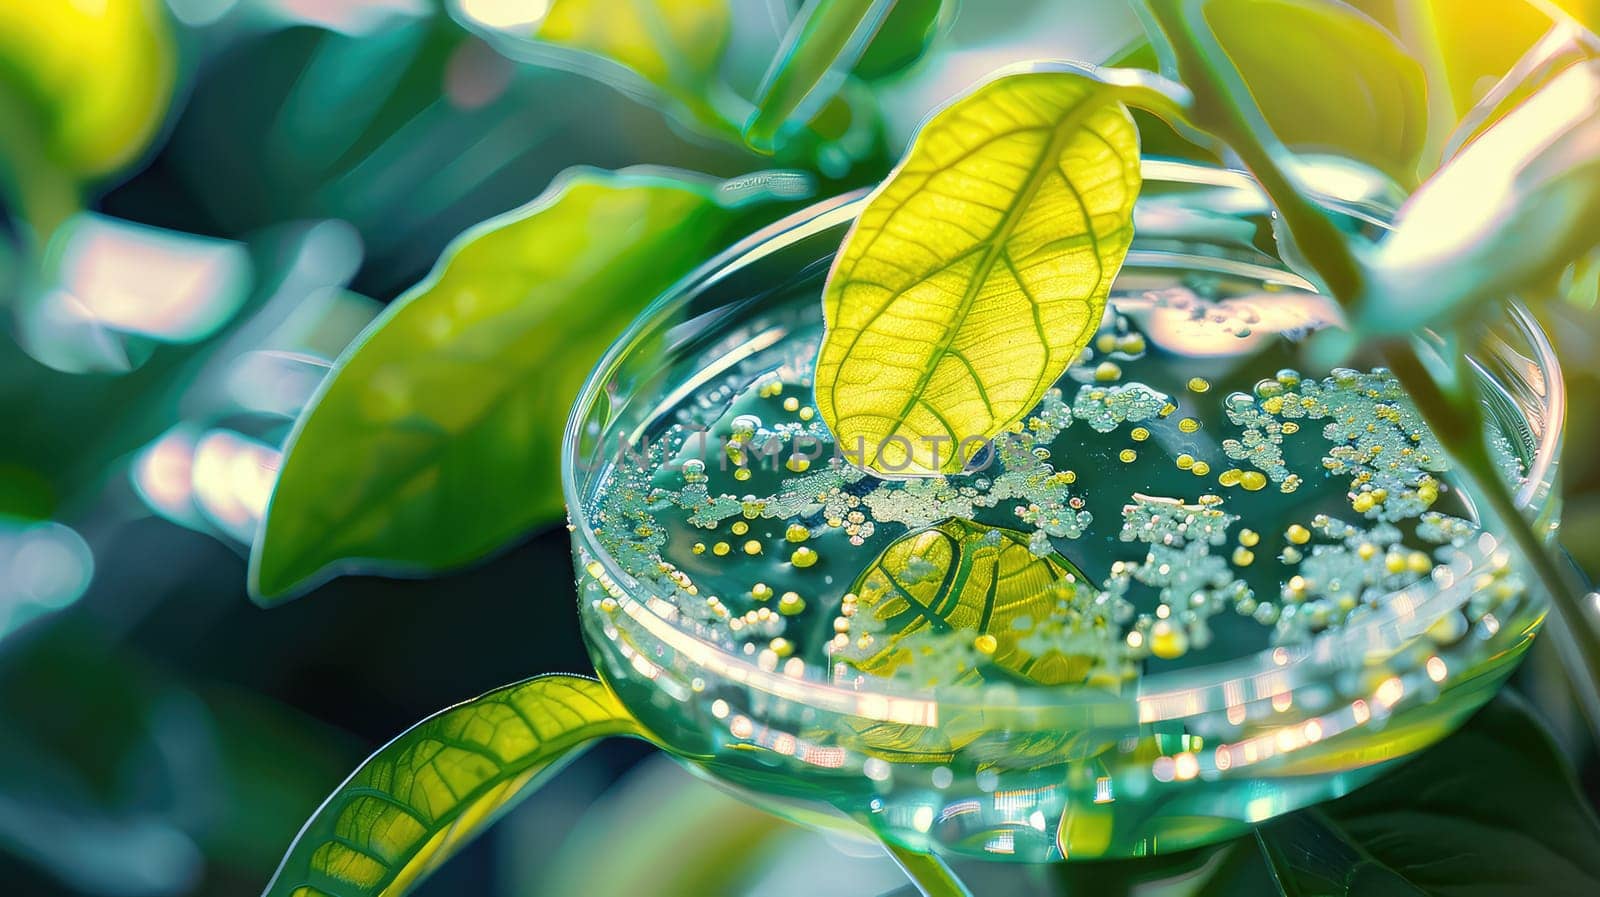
<box><xmin>885</xmin><ymin>842</ymin><xmax>975</xmax><ymax>897</ymax></box>
<box><xmin>0</xmin><ymin>90</ymin><xmax>79</xmax><ymax>249</ymax></box>
<box><xmin>1395</xmin><ymin>0</ymin><xmax>1457</xmax><ymax>173</ymax></box>
<box><xmin>1138</xmin><ymin>0</ymin><xmax>1600</xmax><ymax>739</ymax></box>
<box><xmin>1139</xmin><ymin>0</ymin><xmax>1367</xmax><ymax>302</ymax></box>
<box><xmin>1383</xmin><ymin>341</ymin><xmax>1600</xmax><ymax>737</ymax></box>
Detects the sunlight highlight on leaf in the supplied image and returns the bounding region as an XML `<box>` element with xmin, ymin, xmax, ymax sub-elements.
<box><xmin>1369</xmin><ymin>58</ymin><xmax>1600</xmax><ymax>333</ymax></box>
<box><xmin>262</xmin><ymin>675</ymin><xmax>639</xmax><ymax>897</ymax></box>
<box><xmin>816</xmin><ymin>69</ymin><xmax>1140</xmax><ymax>475</ymax></box>
<box><xmin>13</xmin><ymin>214</ymin><xmax>254</xmax><ymax>375</ymax></box>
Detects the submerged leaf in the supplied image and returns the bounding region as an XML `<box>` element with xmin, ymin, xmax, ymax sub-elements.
<box><xmin>1257</xmin><ymin>692</ymin><xmax>1600</xmax><ymax>897</ymax></box>
<box><xmin>251</xmin><ymin>167</ymin><xmax>806</xmax><ymax>602</ymax></box>
<box><xmin>846</xmin><ymin>519</ymin><xmax>1093</xmax><ymax>684</ymax></box>
<box><xmin>263</xmin><ymin>676</ymin><xmax>639</xmax><ymax>897</ymax></box>
<box><xmin>1198</xmin><ymin>0</ymin><xmax>1427</xmax><ymax>183</ymax></box>
<box><xmin>815</xmin><ymin>68</ymin><xmax>1140</xmax><ymax>475</ymax></box>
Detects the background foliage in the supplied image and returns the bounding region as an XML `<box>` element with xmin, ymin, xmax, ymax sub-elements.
<box><xmin>3</xmin><ymin>2</ymin><xmax>1600</xmax><ymax>896</ymax></box>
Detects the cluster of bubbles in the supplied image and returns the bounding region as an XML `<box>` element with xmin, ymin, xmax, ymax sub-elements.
<box><xmin>586</xmin><ymin>330</ymin><xmax>1524</xmax><ymax>687</ymax></box>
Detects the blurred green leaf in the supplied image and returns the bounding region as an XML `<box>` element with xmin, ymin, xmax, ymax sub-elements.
<box><xmin>852</xmin><ymin>0</ymin><xmax>946</xmax><ymax>81</ymax></box>
<box><xmin>451</xmin><ymin>0</ymin><xmax>736</xmax><ymax>138</ymax></box>
<box><xmin>0</xmin><ymin>623</ymin><xmax>357</xmax><ymax>896</ymax></box>
<box><xmin>745</xmin><ymin>0</ymin><xmax>901</xmax><ymax>152</ymax></box>
<box><xmin>1366</xmin><ymin>58</ymin><xmax>1600</xmax><ymax>334</ymax></box>
<box><xmin>1196</xmin><ymin>0</ymin><xmax>1427</xmax><ymax>184</ymax></box>
<box><xmin>0</xmin><ymin>464</ymin><xmax>53</xmax><ymax>521</ymax></box>
<box><xmin>0</xmin><ymin>0</ymin><xmax>174</xmax><ymax>235</ymax></box>
<box><xmin>251</xmin><ymin>166</ymin><xmax>808</xmax><ymax>601</ymax></box>
<box><xmin>815</xmin><ymin>67</ymin><xmax>1143</xmax><ymax>475</ymax></box>
<box><xmin>263</xmin><ymin>675</ymin><xmax>639</xmax><ymax>897</ymax></box>
<box><xmin>0</xmin><ymin>219</ymin><xmax>357</xmax><ymax>527</ymax></box>
<box><xmin>1256</xmin><ymin>692</ymin><xmax>1600</xmax><ymax>897</ymax></box>
<box><xmin>1105</xmin><ymin>40</ymin><xmax>1221</xmax><ymax>164</ymax></box>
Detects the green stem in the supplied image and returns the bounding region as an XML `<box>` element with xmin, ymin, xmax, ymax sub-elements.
<box><xmin>1139</xmin><ymin>0</ymin><xmax>1366</xmax><ymax>302</ymax></box>
<box><xmin>1395</xmin><ymin>0</ymin><xmax>1457</xmax><ymax>171</ymax></box>
<box><xmin>1383</xmin><ymin>341</ymin><xmax>1600</xmax><ymax>736</ymax></box>
<box><xmin>1138</xmin><ymin>0</ymin><xmax>1600</xmax><ymax>738</ymax></box>
<box><xmin>0</xmin><ymin>89</ymin><xmax>80</xmax><ymax>250</ymax></box>
<box><xmin>885</xmin><ymin>842</ymin><xmax>975</xmax><ymax>897</ymax></box>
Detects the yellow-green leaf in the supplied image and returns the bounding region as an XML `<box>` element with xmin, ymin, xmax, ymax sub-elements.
<box><xmin>1198</xmin><ymin>0</ymin><xmax>1427</xmax><ymax>183</ymax></box>
<box><xmin>815</xmin><ymin>69</ymin><xmax>1140</xmax><ymax>475</ymax></box>
<box><xmin>0</xmin><ymin>0</ymin><xmax>174</xmax><ymax>236</ymax></box>
<box><xmin>846</xmin><ymin>519</ymin><xmax>1094</xmax><ymax>685</ymax></box>
<box><xmin>250</xmin><ymin>167</ymin><xmax>808</xmax><ymax>602</ymax></box>
<box><xmin>451</xmin><ymin>0</ymin><xmax>734</xmax><ymax>138</ymax></box>
<box><xmin>263</xmin><ymin>675</ymin><xmax>639</xmax><ymax>897</ymax></box>
<box><xmin>0</xmin><ymin>0</ymin><xmax>174</xmax><ymax>176</ymax></box>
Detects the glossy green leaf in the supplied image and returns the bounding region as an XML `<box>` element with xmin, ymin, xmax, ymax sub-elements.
<box><xmin>1256</xmin><ymin>692</ymin><xmax>1600</xmax><ymax>897</ymax></box>
<box><xmin>852</xmin><ymin>0</ymin><xmax>945</xmax><ymax>81</ymax></box>
<box><xmin>451</xmin><ymin>0</ymin><xmax>735</xmax><ymax>138</ymax></box>
<box><xmin>1198</xmin><ymin>0</ymin><xmax>1427</xmax><ymax>183</ymax></box>
<box><xmin>815</xmin><ymin>68</ymin><xmax>1141</xmax><ymax>475</ymax></box>
<box><xmin>1366</xmin><ymin>59</ymin><xmax>1600</xmax><ymax>334</ymax></box>
<box><xmin>263</xmin><ymin>675</ymin><xmax>639</xmax><ymax>897</ymax></box>
<box><xmin>0</xmin><ymin>0</ymin><xmax>174</xmax><ymax>237</ymax></box>
<box><xmin>251</xmin><ymin>167</ymin><xmax>808</xmax><ymax>602</ymax></box>
<box><xmin>745</xmin><ymin>0</ymin><xmax>900</xmax><ymax>153</ymax></box>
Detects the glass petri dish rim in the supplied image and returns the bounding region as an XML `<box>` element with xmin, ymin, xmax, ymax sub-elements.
<box><xmin>561</xmin><ymin>160</ymin><xmax>1564</xmax><ymax>728</ymax></box>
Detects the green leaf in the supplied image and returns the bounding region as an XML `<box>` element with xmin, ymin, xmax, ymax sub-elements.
<box><xmin>815</xmin><ymin>67</ymin><xmax>1142</xmax><ymax>475</ymax></box>
<box><xmin>0</xmin><ymin>0</ymin><xmax>174</xmax><ymax>178</ymax></box>
<box><xmin>1196</xmin><ymin>0</ymin><xmax>1427</xmax><ymax>184</ymax></box>
<box><xmin>1256</xmin><ymin>692</ymin><xmax>1600</xmax><ymax>897</ymax></box>
<box><xmin>250</xmin><ymin>166</ymin><xmax>807</xmax><ymax>602</ymax></box>
<box><xmin>852</xmin><ymin>0</ymin><xmax>945</xmax><ymax>81</ymax></box>
<box><xmin>450</xmin><ymin>0</ymin><xmax>736</xmax><ymax>139</ymax></box>
<box><xmin>1365</xmin><ymin>58</ymin><xmax>1600</xmax><ymax>334</ymax></box>
<box><xmin>263</xmin><ymin>675</ymin><xmax>639</xmax><ymax>897</ymax></box>
<box><xmin>0</xmin><ymin>0</ymin><xmax>174</xmax><ymax>237</ymax></box>
<box><xmin>744</xmin><ymin>0</ymin><xmax>905</xmax><ymax>153</ymax></box>
<box><xmin>846</xmin><ymin>519</ymin><xmax>1094</xmax><ymax>684</ymax></box>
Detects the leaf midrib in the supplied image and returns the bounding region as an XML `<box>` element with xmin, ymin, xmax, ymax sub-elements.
<box><xmin>882</xmin><ymin>90</ymin><xmax>1109</xmax><ymax>465</ymax></box>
